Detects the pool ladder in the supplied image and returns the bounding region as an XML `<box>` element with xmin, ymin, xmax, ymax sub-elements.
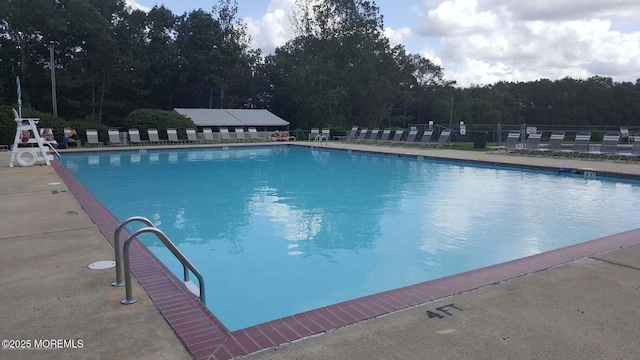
<box><xmin>112</xmin><ymin>216</ymin><xmax>206</xmax><ymax>305</ymax></box>
<box><xmin>312</xmin><ymin>134</ymin><xmax>328</xmax><ymax>147</ymax></box>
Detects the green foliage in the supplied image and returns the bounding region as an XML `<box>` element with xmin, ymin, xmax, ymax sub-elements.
<box><xmin>590</xmin><ymin>130</ymin><xmax>604</xmax><ymax>143</ymax></box>
<box><xmin>123</xmin><ymin>109</ymin><xmax>195</xmax><ymax>139</ymax></box>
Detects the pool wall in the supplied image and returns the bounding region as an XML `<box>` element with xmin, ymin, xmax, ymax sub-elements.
<box><xmin>52</xmin><ymin>150</ymin><xmax>640</xmax><ymax>360</ymax></box>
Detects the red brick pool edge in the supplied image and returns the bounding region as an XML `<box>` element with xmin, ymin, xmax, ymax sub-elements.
<box><xmin>52</xmin><ymin>160</ymin><xmax>640</xmax><ymax>360</ymax></box>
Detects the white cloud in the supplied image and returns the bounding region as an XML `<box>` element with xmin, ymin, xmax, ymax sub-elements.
<box><xmin>125</xmin><ymin>0</ymin><xmax>150</xmax><ymax>12</ymax></box>
<box><xmin>384</xmin><ymin>26</ymin><xmax>412</xmax><ymax>47</ymax></box>
<box><xmin>411</xmin><ymin>0</ymin><xmax>640</xmax><ymax>86</ymax></box>
<box><xmin>244</xmin><ymin>0</ymin><xmax>296</xmax><ymax>55</ymax></box>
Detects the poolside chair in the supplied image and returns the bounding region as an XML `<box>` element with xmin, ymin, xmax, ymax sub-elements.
<box><xmin>366</xmin><ymin>128</ymin><xmax>380</xmax><ymax>142</ymax></box>
<box><xmin>248</xmin><ymin>127</ymin><xmax>259</xmax><ymax>142</ymax></box>
<box><xmin>219</xmin><ymin>128</ymin><xmax>231</xmax><ymax>142</ymax></box>
<box><xmin>432</xmin><ymin>130</ymin><xmax>452</xmax><ymax>148</ymax></box>
<box><xmin>403</xmin><ymin>129</ymin><xmax>418</xmax><ymax>144</ymax></box>
<box><xmin>620</xmin><ymin>127</ymin><xmax>631</xmax><ymax>144</ymax></box>
<box><xmin>85</xmin><ymin>129</ymin><xmax>103</xmax><ymax>147</ymax></box>
<box><xmin>167</xmin><ymin>128</ymin><xmax>185</xmax><ymax>144</ymax></box>
<box><xmin>377</xmin><ymin>129</ymin><xmax>391</xmax><ymax>142</ymax></box>
<box><xmin>523</xmin><ymin>132</ymin><xmax>542</xmax><ymax>156</ymax></box>
<box><xmin>147</xmin><ymin>128</ymin><xmax>166</xmax><ymax>145</ymax></box>
<box><xmin>234</xmin><ymin>128</ymin><xmax>247</xmax><ymax>142</ymax></box>
<box><xmin>355</xmin><ymin>128</ymin><xmax>369</xmax><ymax>141</ymax></box>
<box><xmin>555</xmin><ymin>132</ymin><xmax>590</xmax><ymax>158</ymax></box>
<box><xmin>346</xmin><ymin>126</ymin><xmax>358</xmax><ymax>140</ymax></box>
<box><xmin>309</xmin><ymin>128</ymin><xmax>319</xmax><ymax>141</ymax></box>
<box><xmin>389</xmin><ymin>129</ymin><xmax>404</xmax><ymax>144</ymax></box>
<box><xmin>419</xmin><ymin>130</ymin><xmax>434</xmax><ymax>147</ymax></box>
<box><xmin>186</xmin><ymin>128</ymin><xmax>200</xmax><ymax>144</ymax></box>
<box><xmin>202</xmin><ymin>128</ymin><xmax>216</xmax><ymax>143</ymax></box>
<box><xmin>586</xmin><ymin>132</ymin><xmax>620</xmax><ymax>160</ymax></box>
<box><xmin>108</xmin><ymin>129</ymin><xmax>123</xmax><ymax>146</ymax></box>
<box><xmin>128</xmin><ymin>128</ymin><xmax>148</xmax><ymax>145</ymax></box>
<box><xmin>321</xmin><ymin>128</ymin><xmax>330</xmax><ymax>141</ymax></box>
<box><xmin>539</xmin><ymin>131</ymin><xmax>565</xmax><ymax>156</ymax></box>
<box><xmin>493</xmin><ymin>131</ymin><xmax>520</xmax><ymax>154</ymax></box>
<box><xmin>616</xmin><ymin>135</ymin><xmax>640</xmax><ymax>162</ymax></box>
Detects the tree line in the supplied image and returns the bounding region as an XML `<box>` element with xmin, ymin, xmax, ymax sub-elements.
<box><xmin>1</xmin><ymin>0</ymin><xmax>639</xmax><ymax>131</ymax></box>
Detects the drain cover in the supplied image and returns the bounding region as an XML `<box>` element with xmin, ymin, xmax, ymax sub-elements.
<box><xmin>88</xmin><ymin>261</ymin><xmax>115</xmax><ymax>270</ymax></box>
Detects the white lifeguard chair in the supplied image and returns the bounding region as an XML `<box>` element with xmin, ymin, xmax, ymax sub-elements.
<box><xmin>9</xmin><ymin>108</ymin><xmax>58</xmax><ymax>168</ymax></box>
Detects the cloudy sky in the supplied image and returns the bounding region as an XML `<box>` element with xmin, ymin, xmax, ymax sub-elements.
<box><xmin>128</xmin><ymin>0</ymin><xmax>640</xmax><ymax>87</ymax></box>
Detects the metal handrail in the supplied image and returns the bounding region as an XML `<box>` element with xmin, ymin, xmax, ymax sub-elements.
<box><xmin>120</xmin><ymin>226</ymin><xmax>205</xmax><ymax>305</ymax></box>
<box><xmin>112</xmin><ymin>216</ymin><xmax>155</xmax><ymax>287</ymax></box>
<box><xmin>312</xmin><ymin>134</ymin><xmax>328</xmax><ymax>147</ymax></box>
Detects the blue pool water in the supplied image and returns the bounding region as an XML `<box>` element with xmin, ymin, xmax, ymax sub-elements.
<box><xmin>62</xmin><ymin>146</ymin><xmax>640</xmax><ymax>330</ymax></box>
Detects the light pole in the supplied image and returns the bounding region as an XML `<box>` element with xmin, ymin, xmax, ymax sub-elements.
<box><xmin>49</xmin><ymin>41</ymin><xmax>58</xmax><ymax>117</ymax></box>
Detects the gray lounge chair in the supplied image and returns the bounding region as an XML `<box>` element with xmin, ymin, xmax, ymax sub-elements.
<box><xmin>219</xmin><ymin>128</ymin><xmax>231</xmax><ymax>142</ymax></box>
<box><xmin>355</xmin><ymin>128</ymin><xmax>369</xmax><ymax>141</ymax></box>
<box><xmin>309</xmin><ymin>128</ymin><xmax>319</xmax><ymax>141</ymax></box>
<box><xmin>523</xmin><ymin>132</ymin><xmax>542</xmax><ymax>155</ymax></box>
<box><xmin>108</xmin><ymin>129</ymin><xmax>123</xmax><ymax>146</ymax></box>
<box><xmin>202</xmin><ymin>128</ymin><xmax>216</xmax><ymax>143</ymax></box>
<box><xmin>389</xmin><ymin>129</ymin><xmax>404</xmax><ymax>144</ymax></box>
<box><xmin>85</xmin><ymin>129</ymin><xmax>103</xmax><ymax>147</ymax></box>
<box><xmin>346</xmin><ymin>126</ymin><xmax>358</xmax><ymax>140</ymax></box>
<box><xmin>419</xmin><ymin>130</ymin><xmax>434</xmax><ymax>146</ymax></box>
<box><xmin>147</xmin><ymin>128</ymin><xmax>166</xmax><ymax>145</ymax></box>
<box><xmin>555</xmin><ymin>132</ymin><xmax>590</xmax><ymax>158</ymax></box>
<box><xmin>366</xmin><ymin>128</ymin><xmax>380</xmax><ymax>142</ymax></box>
<box><xmin>186</xmin><ymin>128</ymin><xmax>200</xmax><ymax>144</ymax></box>
<box><xmin>248</xmin><ymin>127</ymin><xmax>259</xmax><ymax>142</ymax></box>
<box><xmin>128</xmin><ymin>128</ymin><xmax>148</xmax><ymax>145</ymax></box>
<box><xmin>493</xmin><ymin>131</ymin><xmax>520</xmax><ymax>154</ymax></box>
<box><xmin>167</xmin><ymin>128</ymin><xmax>185</xmax><ymax>144</ymax></box>
<box><xmin>404</xmin><ymin>129</ymin><xmax>418</xmax><ymax>144</ymax></box>
<box><xmin>616</xmin><ymin>135</ymin><xmax>640</xmax><ymax>162</ymax></box>
<box><xmin>587</xmin><ymin>132</ymin><xmax>619</xmax><ymax>160</ymax></box>
<box><xmin>377</xmin><ymin>129</ymin><xmax>391</xmax><ymax>142</ymax></box>
<box><xmin>432</xmin><ymin>130</ymin><xmax>452</xmax><ymax>148</ymax></box>
<box><xmin>235</xmin><ymin>128</ymin><xmax>247</xmax><ymax>142</ymax></box>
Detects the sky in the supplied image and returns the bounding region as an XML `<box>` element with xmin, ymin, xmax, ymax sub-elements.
<box><xmin>127</xmin><ymin>0</ymin><xmax>640</xmax><ymax>87</ymax></box>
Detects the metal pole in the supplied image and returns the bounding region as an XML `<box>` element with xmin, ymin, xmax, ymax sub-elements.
<box><xmin>49</xmin><ymin>42</ymin><xmax>58</xmax><ymax>118</ymax></box>
<box><xmin>448</xmin><ymin>97</ymin><xmax>454</xmax><ymax>130</ymax></box>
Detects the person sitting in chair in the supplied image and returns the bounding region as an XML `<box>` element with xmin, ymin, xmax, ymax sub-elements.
<box><xmin>41</xmin><ymin>128</ymin><xmax>55</xmax><ymax>142</ymax></box>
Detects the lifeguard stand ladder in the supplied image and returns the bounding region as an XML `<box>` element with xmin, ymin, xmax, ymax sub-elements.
<box><xmin>9</xmin><ymin>109</ymin><xmax>56</xmax><ymax>168</ymax></box>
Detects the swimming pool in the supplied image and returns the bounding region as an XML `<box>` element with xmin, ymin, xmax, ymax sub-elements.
<box><xmin>62</xmin><ymin>146</ymin><xmax>640</xmax><ymax>331</ymax></box>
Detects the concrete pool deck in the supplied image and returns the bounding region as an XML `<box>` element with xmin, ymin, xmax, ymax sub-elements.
<box><xmin>1</xmin><ymin>143</ymin><xmax>639</xmax><ymax>360</ymax></box>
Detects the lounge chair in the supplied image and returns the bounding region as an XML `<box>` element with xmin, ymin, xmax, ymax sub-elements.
<box><xmin>108</xmin><ymin>129</ymin><xmax>123</xmax><ymax>146</ymax></box>
<box><xmin>616</xmin><ymin>135</ymin><xmax>640</xmax><ymax>162</ymax></box>
<box><xmin>355</xmin><ymin>128</ymin><xmax>369</xmax><ymax>141</ymax></box>
<box><xmin>403</xmin><ymin>129</ymin><xmax>418</xmax><ymax>145</ymax></box>
<box><xmin>587</xmin><ymin>132</ymin><xmax>619</xmax><ymax>160</ymax></box>
<box><xmin>366</xmin><ymin>128</ymin><xmax>380</xmax><ymax>142</ymax></box>
<box><xmin>235</xmin><ymin>128</ymin><xmax>247</xmax><ymax>142</ymax></box>
<box><xmin>128</xmin><ymin>128</ymin><xmax>148</xmax><ymax>145</ymax></box>
<box><xmin>620</xmin><ymin>127</ymin><xmax>631</xmax><ymax>144</ymax></box>
<box><xmin>555</xmin><ymin>132</ymin><xmax>590</xmax><ymax>158</ymax></box>
<box><xmin>248</xmin><ymin>127</ymin><xmax>259</xmax><ymax>142</ymax></box>
<box><xmin>321</xmin><ymin>128</ymin><xmax>330</xmax><ymax>141</ymax></box>
<box><xmin>432</xmin><ymin>130</ymin><xmax>452</xmax><ymax>148</ymax></box>
<box><xmin>377</xmin><ymin>129</ymin><xmax>391</xmax><ymax>142</ymax></box>
<box><xmin>389</xmin><ymin>129</ymin><xmax>404</xmax><ymax>144</ymax></box>
<box><xmin>539</xmin><ymin>131</ymin><xmax>565</xmax><ymax>156</ymax></box>
<box><xmin>419</xmin><ymin>130</ymin><xmax>434</xmax><ymax>146</ymax></box>
<box><xmin>85</xmin><ymin>129</ymin><xmax>103</xmax><ymax>147</ymax></box>
<box><xmin>219</xmin><ymin>128</ymin><xmax>231</xmax><ymax>142</ymax></box>
<box><xmin>147</xmin><ymin>128</ymin><xmax>166</xmax><ymax>145</ymax></box>
<box><xmin>167</xmin><ymin>128</ymin><xmax>185</xmax><ymax>144</ymax></box>
<box><xmin>202</xmin><ymin>128</ymin><xmax>216</xmax><ymax>143</ymax></box>
<box><xmin>309</xmin><ymin>128</ymin><xmax>319</xmax><ymax>141</ymax></box>
<box><xmin>186</xmin><ymin>128</ymin><xmax>200</xmax><ymax>144</ymax></box>
<box><xmin>493</xmin><ymin>131</ymin><xmax>520</xmax><ymax>154</ymax></box>
<box><xmin>523</xmin><ymin>132</ymin><xmax>542</xmax><ymax>156</ymax></box>
<box><xmin>346</xmin><ymin>126</ymin><xmax>358</xmax><ymax>140</ymax></box>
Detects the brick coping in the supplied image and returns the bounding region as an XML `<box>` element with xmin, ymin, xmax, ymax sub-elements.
<box><xmin>52</xmin><ymin>156</ymin><xmax>640</xmax><ymax>360</ymax></box>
